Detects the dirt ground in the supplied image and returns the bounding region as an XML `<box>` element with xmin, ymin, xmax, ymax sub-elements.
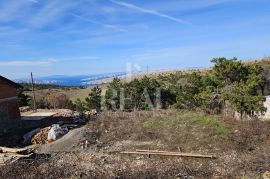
<box><xmin>1</xmin><ymin>110</ymin><xmax>270</xmax><ymax>178</ymax></box>
<box><xmin>0</xmin><ymin>109</ymin><xmax>81</xmax><ymax>147</ymax></box>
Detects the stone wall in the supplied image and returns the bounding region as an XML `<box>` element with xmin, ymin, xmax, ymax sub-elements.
<box><xmin>233</xmin><ymin>96</ymin><xmax>270</xmax><ymax>120</ymax></box>
<box><xmin>261</xmin><ymin>96</ymin><xmax>270</xmax><ymax>120</ymax></box>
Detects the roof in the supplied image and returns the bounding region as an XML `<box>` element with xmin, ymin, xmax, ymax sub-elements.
<box><xmin>0</xmin><ymin>76</ymin><xmax>22</xmax><ymax>88</ymax></box>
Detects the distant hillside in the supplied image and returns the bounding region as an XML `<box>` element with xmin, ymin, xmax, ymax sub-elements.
<box><xmin>15</xmin><ymin>72</ymin><xmax>126</xmax><ymax>87</ymax></box>
<box><xmin>19</xmin><ymin>83</ymin><xmax>83</xmax><ymax>91</ymax></box>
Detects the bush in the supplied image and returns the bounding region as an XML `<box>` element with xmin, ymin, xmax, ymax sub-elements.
<box><xmin>30</xmin><ymin>93</ymin><xmax>74</xmax><ymax>110</ymax></box>
<box><xmin>85</xmin><ymin>86</ymin><xmax>102</xmax><ymax>112</ymax></box>
<box><xmin>45</xmin><ymin>93</ymin><xmax>74</xmax><ymax>109</ymax></box>
<box><xmin>77</xmin><ymin>57</ymin><xmax>267</xmax><ymax>118</ymax></box>
<box><xmin>74</xmin><ymin>86</ymin><xmax>102</xmax><ymax>113</ymax></box>
<box><xmin>74</xmin><ymin>98</ymin><xmax>86</xmax><ymax>113</ymax></box>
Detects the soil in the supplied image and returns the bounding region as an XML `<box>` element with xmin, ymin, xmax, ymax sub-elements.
<box><xmin>1</xmin><ymin>110</ymin><xmax>270</xmax><ymax>178</ymax></box>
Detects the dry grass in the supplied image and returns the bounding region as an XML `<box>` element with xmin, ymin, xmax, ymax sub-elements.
<box><xmin>87</xmin><ymin>110</ymin><xmax>270</xmax><ymax>177</ymax></box>
<box><xmin>26</xmin><ymin>87</ymin><xmax>94</xmax><ymax>102</ymax></box>
<box><xmin>89</xmin><ymin>110</ymin><xmax>230</xmax><ymax>151</ymax></box>
<box><xmin>0</xmin><ymin>158</ymin><xmax>106</xmax><ymax>179</ymax></box>
<box><xmin>0</xmin><ymin>156</ymin><xmax>215</xmax><ymax>179</ymax></box>
<box><xmin>1</xmin><ymin>110</ymin><xmax>270</xmax><ymax>178</ymax></box>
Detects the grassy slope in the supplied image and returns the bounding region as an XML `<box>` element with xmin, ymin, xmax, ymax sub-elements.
<box><xmin>87</xmin><ymin>110</ymin><xmax>270</xmax><ymax>177</ymax></box>
<box><xmin>59</xmin><ymin>84</ymin><xmax>107</xmax><ymax>101</ymax></box>
<box><xmin>143</xmin><ymin>112</ymin><xmax>228</xmax><ymax>149</ymax></box>
<box><xmin>60</xmin><ymin>88</ymin><xmax>93</xmax><ymax>102</ymax></box>
<box><xmin>90</xmin><ymin>110</ymin><xmax>229</xmax><ymax>151</ymax></box>
<box><xmin>25</xmin><ymin>84</ymin><xmax>108</xmax><ymax>102</ymax></box>
<box><xmin>26</xmin><ymin>88</ymin><xmax>93</xmax><ymax>102</ymax></box>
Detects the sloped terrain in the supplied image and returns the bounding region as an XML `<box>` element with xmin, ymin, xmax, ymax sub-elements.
<box><xmin>1</xmin><ymin>110</ymin><xmax>270</xmax><ymax>178</ymax></box>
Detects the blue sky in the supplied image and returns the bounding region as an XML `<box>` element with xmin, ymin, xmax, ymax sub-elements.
<box><xmin>0</xmin><ymin>0</ymin><xmax>270</xmax><ymax>79</ymax></box>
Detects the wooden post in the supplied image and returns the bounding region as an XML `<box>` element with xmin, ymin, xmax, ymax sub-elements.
<box><xmin>31</xmin><ymin>72</ymin><xmax>36</xmax><ymax>112</ymax></box>
<box><xmin>121</xmin><ymin>150</ymin><xmax>216</xmax><ymax>159</ymax></box>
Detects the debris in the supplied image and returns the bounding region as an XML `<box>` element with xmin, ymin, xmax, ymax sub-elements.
<box><xmin>54</xmin><ymin>109</ymin><xmax>78</xmax><ymax>118</ymax></box>
<box><xmin>0</xmin><ymin>145</ymin><xmax>36</xmax><ymax>165</ymax></box>
<box><xmin>79</xmin><ymin>140</ymin><xmax>90</xmax><ymax>149</ymax></box>
<box><xmin>121</xmin><ymin>149</ymin><xmax>216</xmax><ymax>159</ymax></box>
<box><xmin>47</xmin><ymin>124</ymin><xmax>68</xmax><ymax>143</ymax></box>
<box><xmin>30</xmin><ymin>124</ymin><xmax>71</xmax><ymax>145</ymax></box>
<box><xmin>0</xmin><ymin>153</ymin><xmax>32</xmax><ymax>165</ymax></box>
<box><xmin>85</xmin><ymin>109</ymin><xmax>97</xmax><ymax>116</ymax></box>
<box><xmin>61</xmin><ymin>124</ymin><xmax>79</xmax><ymax>129</ymax></box>
<box><xmin>0</xmin><ymin>145</ymin><xmax>36</xmax><ymax>153</ymax></box>
<box><xmin>19</xmin><ymin>106</ymin><xmax>31</xmax><ymax>112</ymax></box>
<box><xmin>21</xmin><ymin>111</ymin><xmax>58</xmax><ymax>121</ymax></box>
<box><xmin>31</xmin><ymin>127</ymin><xmax>51</xmax><ymax>145</ymax></box>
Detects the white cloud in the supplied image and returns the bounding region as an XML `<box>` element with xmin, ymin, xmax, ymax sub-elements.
<box><xmin>109</xmin><ymin>0</ymin><xmax>191</xmax><ymax>25</ymax></box>
<box><xmin>0</xmin><ymin>59</ymin><xmax>54</xmax><ymax>67</ymax></box>
<box><xmin>72</xmin><ymin>13</ymin><xmax>127</xmax><ymax>32</ymax></box>
<box><xmin>0</xmin><ymin>56</ymin><xmax>100</xmax><ymax>67</ymax></box>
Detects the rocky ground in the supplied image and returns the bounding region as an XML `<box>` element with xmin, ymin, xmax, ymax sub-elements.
<box><xmin>0</xmin><ymin>110</ymin><xmax>270</xmax><ymax>178</ymax></box>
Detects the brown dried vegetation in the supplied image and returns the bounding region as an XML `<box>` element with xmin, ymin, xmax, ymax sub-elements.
<box><xmin>1</xmin><ymin>110</ymin><xmax>270</xmax><ymax>178</ymax></box>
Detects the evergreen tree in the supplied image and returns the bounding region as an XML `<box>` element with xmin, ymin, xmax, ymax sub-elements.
<box><xmin>105</xmin><ymin>78</ymin><xmax>123</xmax><ymax>110</ymax></box>
<box><xmin>74</xmin><ymin>98</ymin><xmax>86</xmax><ymax>113</ymax></box>
<box><xmin>85</xmin><ymin>86</ymin><xmax>102</xmax><ymax>112</ymax></box>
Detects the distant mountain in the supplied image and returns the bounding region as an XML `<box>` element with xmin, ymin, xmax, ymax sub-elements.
<box><xmin>15</xmin><ymin>72</ymin><xmax>126</xmax><ymax>86</ymax></box>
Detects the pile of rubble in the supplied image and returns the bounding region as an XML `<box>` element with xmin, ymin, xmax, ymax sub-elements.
<box><xmin>0</xmin><ymin>108</ymin><xmax>97</xmax><ymax>166</ymax></box>
<box><xmin>54</xmin><ymin>109</ymin><xmax>79</xmax><ymax>118</ymax></box>
<box><xmin>23</xmin><ymin>124</ymin><xmax>69</xmax><ymax>145</ymax></box>
<box><xmin>21</xmin><ymin>109</ymin><xmax>81</xmax><ymax>119</ymax></box>
<box><xmin>31</xmin><ymin>127</ymin><xmax>50</xmax><ymax>145</ymax></box>
<box><xmin>22</xmin><ymin>109</ymin><xmax>91</xmax><ymax>145</ymax></box>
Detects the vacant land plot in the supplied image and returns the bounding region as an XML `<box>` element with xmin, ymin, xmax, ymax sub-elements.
<box><xmin>1</xmin><ymin>110</ymin><xmax>269</xmax><ymax>178</ymax></box>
